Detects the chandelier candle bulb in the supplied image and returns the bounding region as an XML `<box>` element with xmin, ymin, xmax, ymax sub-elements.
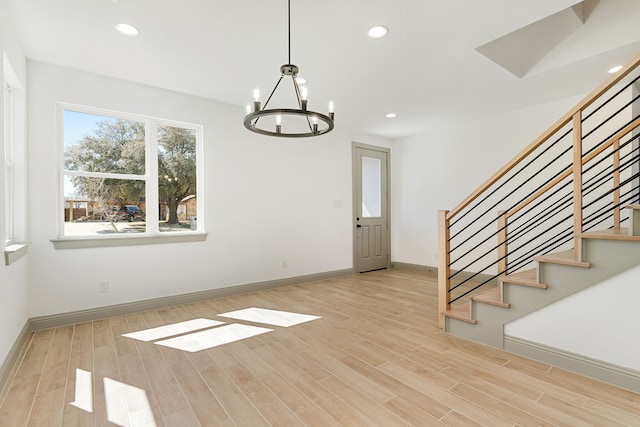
<box><xmin>301</xmin><ymin>86</ymin><xmax>308</xmax><ymax>110</ymax></box>
<box><xmin>276</xmin><ymin>115</ymin><xmax>282</xmax><ymax>134</ymax></box>
<box><xmin>252</xmin><ymin>88</ymin><xmax>261</xmax><ymax>112</ymax></box>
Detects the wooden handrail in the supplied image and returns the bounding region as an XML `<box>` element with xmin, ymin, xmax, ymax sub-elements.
<box><xmin>581</xmin><ymin>116</ymin><xmax>640</xmax><ymax>164</ymax></box>
<box><xmin>506</xmin><ymin>169</ymin><xmax>572</xmax><ymax>220</ymax></box>
<box><xmin>439</xmin><ymin>50</ymin><xmax>640</xmax><ymax>328</ymax></box>
<box><xmin>446</xmin><ymin>50</ymin><xmax>640</xmax><ymax>222</ymax></box>
<box><xmin>505</xmin><ymin>116</ymin><xmax>640</xmax><ymax>219</ymax></box>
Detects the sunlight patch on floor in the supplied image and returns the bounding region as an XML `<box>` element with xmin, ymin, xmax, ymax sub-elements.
<box><xmin>155</xmin><ymin>323</ymin><xmax>273</xmax><ymax>352</ymax></box>
<box><xmin>121</xmin><ymin>309</ymin><xmax>320</xmax><ymax>353</ymax></box>
<box><xmin>218</xmin><ymin>307</ymin><xmax>321</xmax><ymax>327</ymax></box>
<box><xmin>104</xmin><ymin>377</ymin><xmax>156</xmax><ymax>427</ymax></box>
<box><xmin>122</xmin><ymin>318</ymin><xmax>224</xmax><ymax>342</ymax></box>
<box><xmin>70</xmin><ymin>368</ymin><xmax>93</xmax><ymax>413</ymax></box>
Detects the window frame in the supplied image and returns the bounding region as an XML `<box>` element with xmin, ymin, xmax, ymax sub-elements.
<box><xmin>53</xmin><ymin>103</ymin><xmax>206</xmax><ymax>249</ymax></box>
<box><xmin>3</xmin><ymin>53</ymin><xmax>28</xmax><ymax>265</ymax></box>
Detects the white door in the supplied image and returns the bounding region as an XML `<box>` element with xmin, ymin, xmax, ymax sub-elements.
<box><xmin>353</xmin><ymin>144</ymin><xmax>389</xmax><ymax>273</ymax></box>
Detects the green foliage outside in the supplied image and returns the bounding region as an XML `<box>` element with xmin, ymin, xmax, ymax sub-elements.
<box><xmin>64</xmin><ymin>119</ymin><xmax>197</xmax><ymax>225</ymax></box>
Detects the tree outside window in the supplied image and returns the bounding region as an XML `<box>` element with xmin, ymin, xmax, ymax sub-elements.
<box><xmin>158</xmin><ymin>125</ymin><xmax>197</xmax><ymax>225</ymax></box>
<box><xmin>61</xmin><ymin>107</ymin><xmax>201</xmax><ymax>237</ymax></box>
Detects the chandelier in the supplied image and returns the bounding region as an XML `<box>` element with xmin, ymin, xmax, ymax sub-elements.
<box><xmin>243</xmin><ymin>0</ymin><xmax>335</xmax><ymax>138</ymax></box>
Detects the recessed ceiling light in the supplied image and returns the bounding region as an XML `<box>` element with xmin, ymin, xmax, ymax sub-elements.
<box><xmin>385</xmin><ymin>113</ymin><xmax>397</xmax><ymax>119</ymax></box>
<box><xmin>368</xmin><ymin>26</ymin><xmax>388</xmax><ymax>39</ymax></box>
<box><xmin>296</xmin><ymin>76</ymin><xmax>307</xmax><ymax>85</ymax></box>
<box><xmin>115</xmin><ymin>23</ymin><xmax>139</xmax><ymax>37</ymax></box>
<box><xmin>608</xmin><ymin>65</ymin><xmax>623</xmax><ymax>74</ymax></box>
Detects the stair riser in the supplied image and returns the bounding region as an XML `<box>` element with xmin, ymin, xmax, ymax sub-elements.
<box><xmin>540</xmin><ymin>238</ymin><xmax>640</xmax><ymax>286</ymax></box>
<box><xmin>446</xmin><ymin>237</ymin><xmax>640</xmax><ymax>350</ymax></box>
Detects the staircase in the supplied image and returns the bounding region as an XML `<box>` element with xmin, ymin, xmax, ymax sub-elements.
<box><xmin>445</xmin><ymin>206</ymin><xmax>640</xmax><ymax>349</ymax></box>
<box><xmin>438</xmin><ymin>51</ymin><xmax>640</xmax><ymax>354</ymax></box>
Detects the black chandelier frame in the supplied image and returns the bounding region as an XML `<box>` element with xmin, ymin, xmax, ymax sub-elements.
<box><xmin>243</xmin><ymin>0</ymin><xmax>334</xmax><ymax>138</ymax></box>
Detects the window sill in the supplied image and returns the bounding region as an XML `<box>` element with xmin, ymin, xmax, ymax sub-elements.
<box><xmin>51</xmin><ymin>232</ymin><xmax>208</xmax><ymax>250</ymax></box>
<box><xmin>5</xmin><ymin>243</ymin><xmax>29</xmax><ymax>265</ymax></box>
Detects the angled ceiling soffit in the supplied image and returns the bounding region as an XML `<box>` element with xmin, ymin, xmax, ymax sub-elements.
<box><xmin>476</xmin><ymin>1</ymin><xmax>586</xmax><ymax>78</ymax></box>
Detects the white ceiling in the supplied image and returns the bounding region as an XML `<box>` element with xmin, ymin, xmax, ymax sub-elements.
<box><xmin>5</xmin><ymin>0</ymin><xmax>640</xmax><ymax>139</ymax></box>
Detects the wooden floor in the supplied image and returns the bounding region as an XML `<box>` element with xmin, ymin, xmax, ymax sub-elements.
<box><xmin>1</xmin><ymin>269</ymin><xmax>639</xmax><ymax>426</ymax></box>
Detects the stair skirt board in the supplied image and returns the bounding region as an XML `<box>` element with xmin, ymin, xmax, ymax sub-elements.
<box><xmin>444</xmin><ymin>236</ymin><xmax>640</xmax><ymax>394</ymax></box>
<box><xmin>504</xmin><ymin>335</ymin><xmax>640</xmax><ymax>395</ymax></box>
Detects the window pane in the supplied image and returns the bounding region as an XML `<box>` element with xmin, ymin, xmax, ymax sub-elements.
<box><xmin>157</xmin><ymin>126</ymin><xmax>197</xmax><ymax>232</ymax></box>
<box><xmin>63</xmin><ymin>176</ymin><xmax>146</xmax><ymax>236</ymax></box>
<box><xmin>362</xmin><ymin>156</ymin><xmax>381</xmax><ymax>218</ymax></box>
<box><xmin>63</xmin><ymin>110</ymin><xmax>145</xmax><ymax>175</ymax></box>
<box><xmin>4</xmin><ymin>81</ymin><xmax>13</xmax><ymax>242</ymax></box>
<box><xmin>4</xmin><ymin>167</ymin><xmax>12</xmax><ymax>242</ymax></box>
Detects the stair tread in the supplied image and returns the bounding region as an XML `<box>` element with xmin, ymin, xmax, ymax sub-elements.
<box><xmin>498</xmin><ymin>269</ymin><xmax>547</xmax><ymax>289</ymax></box>
<box><xmin>579</xmin><ymin>228</ymin><xmax>640</xmax><ymax>241</ymax></box>
<box><xmin>471</xmin><ymin>287</ymin><xmax>510</xmax><ymax>308</ymax></box>
<box><xmin>443</xmin><ymin>305</ymin><xmax>477</xmax><ymax>324</ymax></box>
<box><xmin>533</xmin><ymin>249</ymin><xmax>590</xmax><ymax>268</ymax></box>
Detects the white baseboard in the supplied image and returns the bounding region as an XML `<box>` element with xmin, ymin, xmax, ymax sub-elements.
<box><xmin>28</xmin><ymin>268</ymin><xmax>354</xmax><ymax>331</ymax></box>
<box><xmin>504</xmin><ymin>335</ymin><xmax>640</xmax><ymax>394</ymax></box>
<box><xmin>0</xmin><ymin>321</ymin><xmax>30</xmax><ymax>398</ymax></box>
<box><xmin>392</xmin><ymin>262</ymin><xmax>436</xmax><ymax>273</ymax></box>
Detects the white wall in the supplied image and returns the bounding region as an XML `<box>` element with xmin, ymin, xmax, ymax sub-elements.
<box><xmin>505</xmin><ymin>265</ymin><xmax>640</xmax><ymax>372</ymax></box>
<box><xmin>0</xmin><ymin>0</ymin><xmax>29</xmax><ymax>367</ymax></box>
<box><xmin>27</xmin><ymin>61</ymin><xmax>390</xmax><ymax>318</ymax></box>
<box><xmin>391</xmin><ymin>96</ymin><xmax>581</xmax><ymax>266</ymax></box>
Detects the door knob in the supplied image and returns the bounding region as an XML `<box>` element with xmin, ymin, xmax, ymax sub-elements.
<box><xmin>356</xmin><ymin>224</ymin><xmax>362</xmax><ymax>228</ymax></box>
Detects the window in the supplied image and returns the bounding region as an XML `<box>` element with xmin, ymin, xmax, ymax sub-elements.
<box><xmin>58</xmin><ymin>104</ymin><xmax>204</xmax><ymax>245</ymax></box>
<box><xmin>4</xmin><ymin>80</ymin><xmax>14</xmax><ymax>244</ymax></box>
<box><xmin>361</xmin><ymin>156</ymin><xmax>382</xmax><ymax>218</ymax></box>
<box><xmin>3</xmin><ymin>53</ymin><xmax>28</xmax><ymax>264</ymax></box>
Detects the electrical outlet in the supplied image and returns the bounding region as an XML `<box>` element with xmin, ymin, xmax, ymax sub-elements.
<box><xmin>282</xmin><ymin>260</ymin><xmax>287</xmax><ymax>269</ymax></box>
<box><xmin>99</xmin><ymin>281</ymin><xmax>109</xmax><ymax>293</ymax></box>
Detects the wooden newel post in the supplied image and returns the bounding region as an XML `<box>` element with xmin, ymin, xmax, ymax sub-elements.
<box><xmin>572</xmin><ymin>111</ymin><xmax>583</xmax><ymax>260</ymax></box>
<box><xmin>438</xmin><ymin>210</ymin><xmax>451</xmax><ymax>329</ymax></box>
<box><xmin>613</xmin><ymin>138</ymin><xmax>621</xmax><ymax>228</ymax></box>
<box><xmin>497</xmin><ymin>211</ymin><xmax>508</xmax><ymax>277</ymax></box>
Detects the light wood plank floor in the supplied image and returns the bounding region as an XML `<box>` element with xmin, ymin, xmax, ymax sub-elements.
<box><xmin>1</xmin><ymin>269</ymin><xmax>639</xmax><ymax>426</ymax></box>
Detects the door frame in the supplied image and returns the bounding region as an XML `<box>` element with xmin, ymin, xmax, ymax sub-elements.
<box><xmin>352</xmin><ymin>142</ymin><xmax>391</xmax><ymax>273</ymax></box>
